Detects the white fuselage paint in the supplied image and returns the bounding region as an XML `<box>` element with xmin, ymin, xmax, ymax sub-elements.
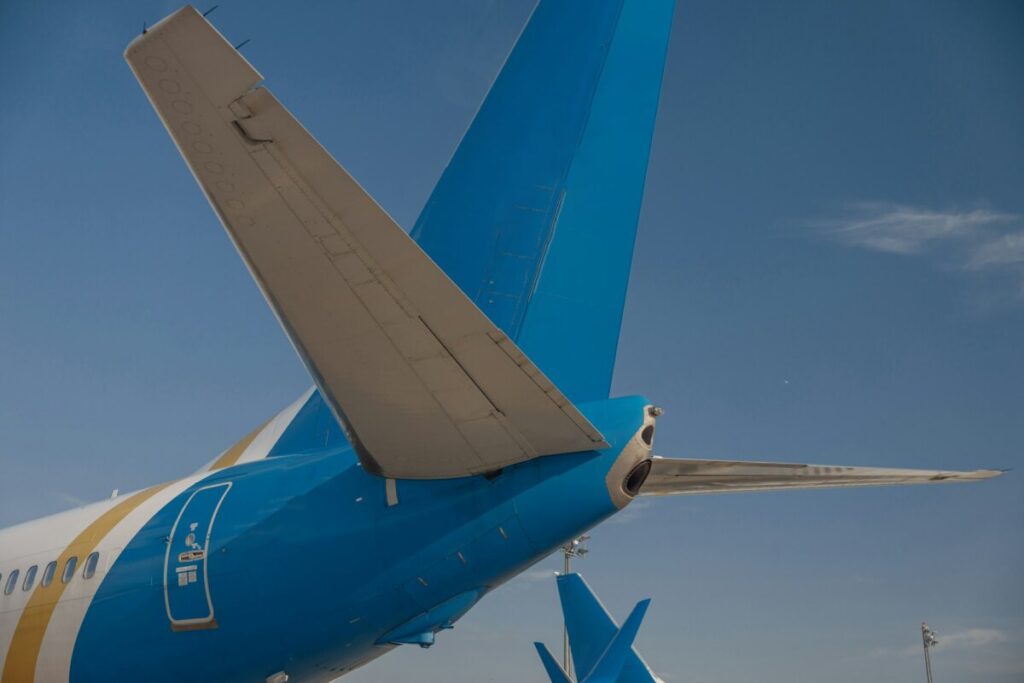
<box><xmin>0</xmin><ymin>392</ymin><xmax>309</xmax><ymax>681</ymax></box>
<box><xmin>0</xmin><ymin>475</ymin><xmax>209</xmax><ymax>680</ymax></box>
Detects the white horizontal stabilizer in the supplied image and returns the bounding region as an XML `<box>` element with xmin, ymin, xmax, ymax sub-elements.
<box><xmin>640</xmin><ymin>457</ymin><xmax>1003</xmax><ymax>496</ymax></box>
<box><xmin>124</xmin><ymin>6</ymin><xmax>607</xmax><ymax>479</ymax></box>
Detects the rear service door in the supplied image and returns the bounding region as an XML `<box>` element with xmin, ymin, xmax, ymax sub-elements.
<box><xmin>164</xmin><ymin>482</ymin><xmax>231</xmax><ymax>630</ymax></box>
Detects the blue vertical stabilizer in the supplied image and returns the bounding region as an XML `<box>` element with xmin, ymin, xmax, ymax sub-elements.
<box><xmin>549</xmin><ymin>573</ymin><xmax>661</xmax><ymax>683</ymax></box>
<box><xmin>535</xmin><ymin>642</ymin><xmax>575</xmax><ymax>683</ymax></box>
<box><xmin>584</xmin><ymin>599</ymin><xmax>651</xmax><ymax>683</ymax></box>
<box><xmin>412</xmin><ymin>0</ymin><xmax>675</xmax><ymax>403</ymax></box>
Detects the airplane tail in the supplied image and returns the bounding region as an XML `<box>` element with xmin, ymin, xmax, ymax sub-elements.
<box><xmin>555</xmin><ymin>573</ymin><xmax>660</xmax><ymax>683</ymax></box>
<box><xmin>584</xmin><ymin>599</ymin><xmax>652</xmax><ymax>683</ymax></box>
<box><xmin>412</xmin><ymin>0</ymin><xmax>675</xmax><ymax>404</ymax></box>
<box><xmin>535</xmin><ymin>642</ymin><xmax>575</xmax><ymax>683</ymax></box>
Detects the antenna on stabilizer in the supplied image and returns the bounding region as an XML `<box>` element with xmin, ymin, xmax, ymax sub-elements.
<box><xmin>202</xmin><ymin>5</ymin><xmax>219</xmax><ymax>17</ymax></box>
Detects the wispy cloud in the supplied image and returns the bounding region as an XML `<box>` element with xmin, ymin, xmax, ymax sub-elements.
<box><xmin>503</xmin><ymin>565</ymin><xmax>561</xmax><ymax>593</ymax></box>
<box><xmin>933</xmin><ymin>628</ymin><xmax>1010</xmax><ymax>651</ymax></box>
<box><xmin>860</xmin><ymin>626</ymin><xmax>1024</xmax><ymax>681</ymax></box>
<box><xmin>895</xmin><ymin>627</ymin><xmax>1019</xmax><ymax>656</ymax></box>
<box><xmin>51</xmin><ymin>490</ymin><xmax>88</xmax><ymax>507</ymax></box>
<box><xmin>822</xmin><ymin>202</ymin><xmax>1015</xmax><ymax>254</ymax></box>
<box><xmin>865</xmin><ymin>627</ymin><xmax>1019</xmax><ymax>660</ymax></box>
<box><xmin>901</xmin><ymin>626</ymin><xmax>1011</xmax><ymax>655</ymax></box>
<box><xmin>515</xmin><ymin>568</ymin><xmax>559</xmax><ymax>583</ymax></box>
<box><xmin>818</xmin><ymin>201</ymin><xmax>1024</xmax><ymax>304</ymax></box>
<box><xmin>966</xmin><ymin>232</ymin><xmax>1024</xmax><ymax>270</ymax></box>
<box><xmin>607</xmin><ymin>498</ymin><xmax>654</xmax><ymax>525</ymax></box>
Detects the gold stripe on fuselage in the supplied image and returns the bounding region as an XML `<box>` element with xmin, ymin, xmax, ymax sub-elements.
<box><xmin>1</xmin><ymin>484</ymin><xmax>171</xmax><ymax>683</ymax></box>
<box><xmin>207</xmin><ymin>421</ymin><xmax>268</xmax><ymax>471</ymax></box>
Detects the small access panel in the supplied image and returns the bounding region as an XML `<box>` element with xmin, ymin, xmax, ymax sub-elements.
<box><xmin>163</xmin><ymin>482</ymin><xmax>231</xmax><ymax>630</ymax></box>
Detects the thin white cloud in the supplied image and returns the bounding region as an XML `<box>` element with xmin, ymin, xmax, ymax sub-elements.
<box><xmin>966</xmin><ymin>232</ymin><xmax>1024</xmax><ymax>270</ymax></box>
<box><xmin>818</xmin><ymin>201</ymin><xmax>1024</xmax><ymax>304</ymax></box>
<box><xmin>935</xmin><ymin>628</ymin><xmax>1010</xmax><ymax>650</ymax></box>
<box><xmin>52</xmin><ymin>490</ymin><xmax>88</xmax><ymax>507</ymax></box>
<box><xmin>515</xmin><ymin>568</ymin><xmax>559</xmax><ymax>583</ymax></box>
<box><xmin>898</xmin><ymin>627</ymin><xmax>1017</xmax><ymax>656</ymax></box>
<box><xmin>821</xmin><ymin>202</ymin><xmax>1016</xmax><ymax>255</ymax></box>
<box><xmin>503</xmin><ymin>564</ymin><xmax>561</xmax><ymax>592</ymax></box>
<box><xmin>607</xmin><ymin>498</ymin><xmax>653</xmax><ymax>525</ymax></box>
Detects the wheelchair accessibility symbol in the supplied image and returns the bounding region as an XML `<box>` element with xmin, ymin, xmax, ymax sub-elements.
<box><xmin>163</xmin><ymin>482</ymin><xmax>231</xmax><ymax>630</ymax></box>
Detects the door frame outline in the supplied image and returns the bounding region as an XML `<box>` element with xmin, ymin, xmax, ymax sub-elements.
<box><xmin>163</xmin><ymin>481</ymin><xmax>232</xmax><ymax>630</ymax></box>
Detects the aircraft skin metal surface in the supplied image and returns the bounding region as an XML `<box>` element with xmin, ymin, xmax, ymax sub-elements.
<box><xmin>0</xmin><ymin>1</ymin><xmax>1001</xmax><ymax>681</ymax></box>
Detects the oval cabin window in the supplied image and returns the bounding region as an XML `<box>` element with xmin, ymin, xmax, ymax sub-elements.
<box><xmin>4</xmin><ymin>570</ymin><xmax>19</xmax><ymax>596</ymax></box>
<box><xmin>61</xmin><ymin>557</ymin><xmax>78</xmax><ymax>585</ymax></box>
<box><xmin>41</xmin><ymin>561</ymin><xmax>57</xmax><ymax>588</ymax></box>
<box><xmin>82</xmin><ymin>552</ymin><xmax>100</xmax><ymax>580</ymax></box>
<box><xmin>22</xmin><ymin>565</ymin><xmax>38</xmax><ymax>592</ymax></box>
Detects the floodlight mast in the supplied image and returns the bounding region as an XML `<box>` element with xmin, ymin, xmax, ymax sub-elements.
<box><xmin>921</xmin><ymin>622</ymin><xmax>938</xmax><ymax>683</ymax></box>
<box><xmin>561</xmin><ymin>535</ymin><xmax>590</xmax><ymax>677</ymax></box>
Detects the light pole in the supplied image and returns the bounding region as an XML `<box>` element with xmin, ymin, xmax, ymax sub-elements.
<box><xmin>561</xmin><ymin>535</ymin><xmax>590</xmax><ymax>677</ymax></box>
<box><xmin>921</xmin><ymin>622</ymin><xmax>938</xmax><ymax>683</ymax></box>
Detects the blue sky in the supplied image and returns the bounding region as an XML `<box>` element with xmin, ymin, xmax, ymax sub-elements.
<box><xmin>1</xmin><ymin>1</ymin><xmax>1022</xmax><ymax>681</ymax></box>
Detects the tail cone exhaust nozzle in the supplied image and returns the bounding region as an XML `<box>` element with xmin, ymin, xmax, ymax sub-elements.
<box><xmin>624</xmin><ymin>459</ymin><xmax>653</xmax><ymax>497</ymax></box>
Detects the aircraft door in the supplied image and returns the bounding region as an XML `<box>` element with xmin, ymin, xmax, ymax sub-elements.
<box><xmin>163</xmin><ymin>482</ymin><xmax>231</xmax><ymax>630</ymax></box>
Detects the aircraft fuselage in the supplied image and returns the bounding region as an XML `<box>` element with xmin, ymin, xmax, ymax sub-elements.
<box><xmin>0</xmin><ymin>396</ymin><xmax>652</xmax><ymax>682</ymax></box>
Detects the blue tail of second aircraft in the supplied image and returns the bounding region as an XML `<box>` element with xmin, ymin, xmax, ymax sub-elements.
<box><xmin>412</xmin><ymin>0</ymin><xmax>674</xmax><ymax>404</ymax></box>
<box><xmin>535</xmin><ymin>573</ymin><xmax>660</xmax><ymax>683</ymax></box>
<box><xmin>535</xmin><ymin>642</ymin><xmax>574</xmax><ymax>683</ymax></box>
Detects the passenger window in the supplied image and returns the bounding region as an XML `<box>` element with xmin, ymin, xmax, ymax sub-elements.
<box><xmin>82</xmin><ymin>552</ymin><xmax>100</xmax><ymax>580</ymax></box>
<box><xmin>4</xmin><ymin>570</ymin><xmax>19</xmax><ymax>596</ymax></box>
<box><xmin>22</xmin><ymin>565</ymin><xmax>38</xmax><ymax>592</ymax></box>
<box><xmin>41</xmin><ymin>561</ymin><xmax>57</xmax><ymax>588</ymax></box>
<box><xmin>61</xmin><ymin>557</ymin><xmax>78</xmax><ymax>585</ymax></box>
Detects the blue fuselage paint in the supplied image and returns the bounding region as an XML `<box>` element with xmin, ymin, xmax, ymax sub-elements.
<box><xmin>70</xmin><ymin>396</ymin><xmax>648</xmax><ymax>682</ymax></box>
